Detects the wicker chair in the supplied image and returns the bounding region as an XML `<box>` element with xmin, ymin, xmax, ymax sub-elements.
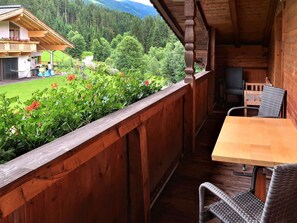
<box><xmin>227</xmin><ymin>85</ymin><xmax>285</xmax><ymax>117</ymax></box>
<box><xmin>199</xmin><ymin>163</ymin><xmax>297</xmax><ymax>223</ymax></box>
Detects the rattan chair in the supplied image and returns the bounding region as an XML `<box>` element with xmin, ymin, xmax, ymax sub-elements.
<box><xmin>199</xmin><ymin>163</ymin><xmax>297</xmax><ymax>223</ymax></box>
<box><xmin>227</xmin><ymin>85</ymin><xmax>285</xmax><ymax>117</ymax></box>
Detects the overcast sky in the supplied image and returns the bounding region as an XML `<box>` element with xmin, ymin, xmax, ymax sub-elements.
<box><xmin>130</xmin><ymin>0</ymin><xmax>152</xmax><ymax>6</ymax></box>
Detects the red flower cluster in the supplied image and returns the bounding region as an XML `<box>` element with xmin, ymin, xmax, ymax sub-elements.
<box><xmin>26</xmin><ymin>101</ymin><xmax>41</xmax><ymax>112</ymax></box>
<box><xmin>51</xmin><ymin>83</ymin><xmax>58</xmax><ymax>89</ymax></box>
<box><xmin>144</xmin><ymin>80</ymin><xmax>150</xmax><ymax>86</ymax></box>
<box><xmin>67</xmin><ymin>74</ymin><xmax>76</xmax><ymax>81</ymax></box>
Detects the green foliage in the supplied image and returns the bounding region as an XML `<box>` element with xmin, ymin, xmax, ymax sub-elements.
<box><xmin>67</xmin><ymin>31</ymin><xmax>86</xmax><ymax>58</ymax></box>
<box><xmin>41</xmin><ymin>50</ymin><xmax>73</xmax><ymax>64</ymax></box>
<box><xmin>81</xmin><ymin>51</ymin><xmax>93</xmax><ymax>59</ymax></box>
<box><xmin>0</xmin><ymin>70</ymin><xmax>165</xmax><ymax>163</ymax></box>
<box><xmin>113</xmin><ymin>36</ymin><xmax>144</xmax><ymax>72</ymax></box>
<box><xmin>2</xmin><ymin>0</ymin><xmax>172</xmax><ymax>54</ymax></box>
<box><xmin>110</xmin><ymin>34</ymin><xmax>123</xmax><ymax>49</ymax></box>
<box><xmin>92</xmin><ymin>38</ymin><xmax>111</xmax><ymax>62</ymax></box>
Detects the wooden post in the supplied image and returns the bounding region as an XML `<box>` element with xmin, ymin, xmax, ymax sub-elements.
<box><xmin>184</xmin><ymin>0</ymin><xmax>196</xmax><ymax>152</ymax></box>
<box><xmin>207</xmin><ymin>28</ymin><xmax>216</xmax><ymax>114</ymax></box>
<box><xmin>128</xmin><ymin>124</ymin><xmax>150</xmax><ymax>223</ymax></box>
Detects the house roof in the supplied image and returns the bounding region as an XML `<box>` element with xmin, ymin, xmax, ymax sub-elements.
<box><xmin>0</xmin><ymin>5</ymin><xmax>74</xmax><ymax>50</ymax></box>
<box><xmin>150</xmin><ymin>0</ymin><xmax>277</xmax><ymax>64</ymax></box>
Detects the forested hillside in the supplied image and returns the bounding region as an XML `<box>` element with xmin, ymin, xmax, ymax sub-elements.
<box><xmin>86</xmin><ymin>0</ymin><xmax>158</xmax><ymax>18</ymax></box>
<box><xmin>2</xmin><ymin>0</ymin><xmax>171</xmax><ymax>52</ymax></box>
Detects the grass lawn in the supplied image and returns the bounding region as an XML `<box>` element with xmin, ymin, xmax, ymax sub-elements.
<box><xmin>42</xmin><ymin>50</ymin><xmax>73</xmax><ymax>64</ymax></box>
<box><xmin>0</xmin><ymin>75</ymin><xmax>68</xmax><ymax>102</ymax></box>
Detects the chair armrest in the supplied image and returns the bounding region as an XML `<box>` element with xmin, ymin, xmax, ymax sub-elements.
<box><xmin>199</xmin><ymin>182</ymin><xmax>258</xmax><ymax>223</ymax></box>
<box><xmin>227</xmin><ymin>106</ymin><xmax>259</xmax><ymax>116</ymax></box>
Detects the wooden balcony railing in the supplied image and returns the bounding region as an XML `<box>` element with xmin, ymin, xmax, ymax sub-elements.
<box><xmin>0</xmin><ymin>70</ymin><xmax>214</xmax><ymax>223</ymax></box>
<box><xmin>0</xmin><ymin>40</ymin><xmax>39</xmax><ymax>53</ymax></box>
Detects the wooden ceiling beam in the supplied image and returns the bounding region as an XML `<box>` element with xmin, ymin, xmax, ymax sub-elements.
<box><xmin>38</xmin><ymin>45</ymin><xmax>68</xmax><ymax>51</ymax></box>
<box><xmin>229</xmin><ymin>0</ymin><xmax>240</xmax><ymax>47</ymax></box>
<box><xmin>3</xmin><ymin>14</ymin><xmax>23</xmax><ymax>22</ymax></box>
<box><xmin>28</xmin><ymin>31</ymin><xmax>48</xmax><ymax>38</ymax></box>
<box><xmin>196</xmin><ymin>0</ymin><xmax>209</xmax><ymax>31</ymax></box>
<box><xmin>263</xmin><ymin>0</ymin><xmax>279</xmax><ymax>46</ymax></box>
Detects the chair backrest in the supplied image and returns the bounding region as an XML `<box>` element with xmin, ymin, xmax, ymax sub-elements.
<box><xmin>260</xmin><ymin>163</ymin><xmax>297</xmax><ymax>222</ymax></box>
<box><xmin>258</xmin><ymin>85</ymin><xmax>285</xmax><ymax>117</ymax></box>
<box><xmin>225</xmin><ymin>67</ymin><xmax>243</xmax><ymax>90</ymax></box>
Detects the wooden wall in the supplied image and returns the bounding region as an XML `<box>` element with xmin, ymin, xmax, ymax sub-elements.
<box><xmin>216</xmin><ymin>45</ymin><xmax>268</xmax><ymax>83</ymax></box>
<box><xmin>268</xmin><ymin>0</ymin><xmax>297</xmax><ymax>126</ymax></box>
<box><xmin>0</xmin><ymin>71</ymin><xmax>214</xmax><ymax>223</ymax></box>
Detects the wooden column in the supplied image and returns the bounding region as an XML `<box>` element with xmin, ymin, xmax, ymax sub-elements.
<box><xmin>128</xmin><ymin>124</ymin><xmax>150</xmax><ymax>223</ymax></box>
<box><xmin>184</xmin><ymin>0</ymin><xmax>196</xmax><ymax>152</ymax></box>
<box><xmin>207</xmin><ymin>28</ymin><xmax>216</xmax><ymax>114</ymax></box>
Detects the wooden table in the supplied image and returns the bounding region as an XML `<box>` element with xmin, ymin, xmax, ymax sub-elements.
<box><xmin>212</xmin><ymin>116</ymin><xmax>297</xmax><ymax>200</ymax></box>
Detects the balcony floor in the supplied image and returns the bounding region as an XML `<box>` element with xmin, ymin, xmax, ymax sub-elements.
<box><xmin>151</xmin><ymin>111</ymin><xmax>254</xmax><ymax>223</ymax></box>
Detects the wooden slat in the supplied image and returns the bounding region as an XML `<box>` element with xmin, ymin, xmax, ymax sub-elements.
<box><xmin>229</xmin><ymin>0</ymin><xmax>240</xmax><ymax>46</ymax></box>
<box><xmin>263</xmin><ymin>0</ymin><xmax>279</xmax><ymax>46</ymax></box>
<box><xmin>137</xmin><ymin>124</ymin><xmax>150</xmax><ymax>223</ymax></box>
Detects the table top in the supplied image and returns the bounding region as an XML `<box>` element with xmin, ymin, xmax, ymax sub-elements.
<box><xmin>212</xmin><ymin>116</ymin><xmax>297</xmax><ymax>167</ymax></box>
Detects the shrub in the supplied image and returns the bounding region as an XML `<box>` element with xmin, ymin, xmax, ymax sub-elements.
<box><xmin>0</xmin><ymin>71</ymin><xmax>165</xmax><ymax>163</ymax></box>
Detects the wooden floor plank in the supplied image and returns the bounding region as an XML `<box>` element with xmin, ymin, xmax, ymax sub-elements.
<box><xmin>151</xmin><ymin>113</ymin><xmax>254</xmax><ymax>222</ymax></box>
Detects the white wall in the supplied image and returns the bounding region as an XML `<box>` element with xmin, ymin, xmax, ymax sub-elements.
<box><xmin>0</xmin><ymin>21</ymin><xmax>9</xmax><ymax>38</ymax></box>
<box><xmin>18</xmin><ymin>56</ymin><xmax>31</xmax><ymax>78</ymax></box>
<box><xmin>19</xmin><ymin>26</ymin><xmax>29</xmax><ymax>39</ymax></box>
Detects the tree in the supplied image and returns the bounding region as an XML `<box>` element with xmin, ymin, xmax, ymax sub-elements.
<box><xmin>110</xmin><ymin>34</ymin><xmax>123</xmax><ymax>49</ymax></box>
<box><xmin>67</xmin><ymin>31</ymin><xmax>86</xmax><ymax>58</ymax></box>
<box><xmin>92</xmin><ymin>38</ymin><xmax>111</xmax><ymax>62</ymax></box>
<box><xmin>91</xmin><ymin>39</ymin><xmax>101</xmax><ymax>61</ymax></box>
<box><xmin>112</xmin><ymin>36</ymin><xmax>144</xmax><ymax>71</ymax></box>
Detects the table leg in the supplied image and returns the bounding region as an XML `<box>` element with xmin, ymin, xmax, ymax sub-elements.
<box><xmin>255</xmin><ymin>167</ymin><xmax>266</xmax><ymax>202</ymax></box>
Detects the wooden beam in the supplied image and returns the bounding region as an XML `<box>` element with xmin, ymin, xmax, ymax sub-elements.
<box><xmin>137</xmin><ymin>124</ymin><xmax>150</xmax><ymax>223</ymax></box>
<box><xmin>3</xmin><ymin>14</ymin><xmax>23</xmax><ymax>22</ymax></box>
<box><xmin>229</xmin><ymin>0</ymin><xmax>240</xmax><ymax>47</ymax></box>
<box><xmin>28</xmin><ymin>31</ymin><xmax>48</xmax><ymax>38</ymax></box>
<box><xmin>263</xmin><ymin>0</ymin><xmax>279</xmax><ymax>46</ymax></box>
<box><xmin>8</xmin><ymin>52</ymin><xmax>21</xmax><ymax>56</ymax></box>
<box><xmin>38</xmin><ymin>45</ymin><xmax>68</xmax><ymax>51</ymax></box>
<box><xmin>196</xmin><ymin>0</ymin><xmax>209</xmax><ymax>31</ymax></box>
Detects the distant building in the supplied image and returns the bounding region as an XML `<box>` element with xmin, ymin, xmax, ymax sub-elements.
<box><xmin>0</xmin><ymin>5</ymin><xmax>73</xmax><ymax>80</ymax></box>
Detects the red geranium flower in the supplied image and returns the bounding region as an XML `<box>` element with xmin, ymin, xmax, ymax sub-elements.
<box><xmin>26</xmin><ymin>100</ymin><xmax>41</xmax><ymax>111</ymax></box>
<box><xmin>144</xmin><ymin>80</ymin><xmax>150</xmax><ymax>86</ymax></box>
<box><xmin>51</xmin><ymin>83</ymin><xmax>58</xmax><ymax>89</ymax></box>
<box><xmin>67</xmin><ymin>74</ymin><xmax>76</xmax><ymax>81</ymax></box>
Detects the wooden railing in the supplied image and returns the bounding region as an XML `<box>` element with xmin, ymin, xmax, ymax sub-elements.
<box><xmin>0</xmin><ymin>70</ymin><xmax>214</xmax><ymax>223</ymax></box>
<box><xmin>0</xmin><ymin>41</ymin><xmax>38</xmax><ymax>52</ymax></box>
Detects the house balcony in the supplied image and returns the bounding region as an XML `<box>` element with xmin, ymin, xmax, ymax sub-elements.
<box><xmin>0</xmin><ymin>40</ymin><xmax>39</xmax><ymax>56</ymax></box>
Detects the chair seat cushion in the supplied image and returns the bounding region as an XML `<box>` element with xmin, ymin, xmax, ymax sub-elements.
<box><xmin>209</xmin><ymin>191</ymin><xmax>264</xmax><ymax>223</ymax></box>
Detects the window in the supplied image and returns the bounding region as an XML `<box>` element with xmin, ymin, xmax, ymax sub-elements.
<box><xmin>9</xmin><ymin>22</ymin><xmax>20</xmax><ymax>40</ymax></box>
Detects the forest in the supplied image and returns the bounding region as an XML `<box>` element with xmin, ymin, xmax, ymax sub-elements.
<box><xmin>2</xmin><ymin>0</ymin><xmax>189</xmax><ymax>82</ymax></box>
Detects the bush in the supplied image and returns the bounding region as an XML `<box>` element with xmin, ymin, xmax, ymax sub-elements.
<box><xmin>0</xmin><ymin>71</ymin><xmax>165</xmax><ymax>163</ymax></box>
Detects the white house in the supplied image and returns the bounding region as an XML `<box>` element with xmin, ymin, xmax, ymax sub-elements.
<box><xmin>0</xmin><ymin>5</ymin><xmax>73</xmax><ymax>80</ymax></box>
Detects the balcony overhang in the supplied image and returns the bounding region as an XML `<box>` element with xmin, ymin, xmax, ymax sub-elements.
<box><xmin>0</xmin><ymin>40</ymin><xmax>39</xmax><ymax>56</ymax></box>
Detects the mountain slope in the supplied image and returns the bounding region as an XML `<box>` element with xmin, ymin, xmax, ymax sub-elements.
<box><xmin>87</xmin><ymin>0</ymin><xmax>157</xmax><ymax>18</ymax></box>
